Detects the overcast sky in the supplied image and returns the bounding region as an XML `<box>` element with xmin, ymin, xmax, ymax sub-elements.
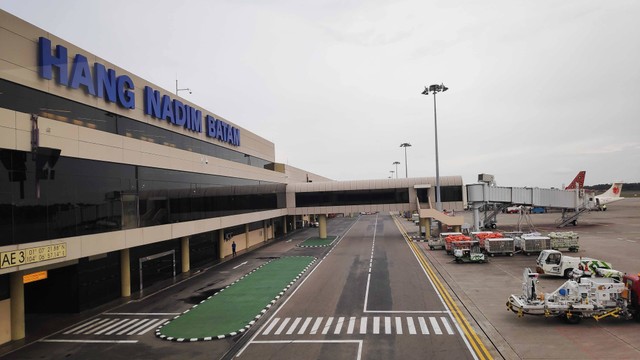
<box><xmin>2</xmin><ymin>0</ymin><xmax>639</xmax><ymax>188</ymax></box>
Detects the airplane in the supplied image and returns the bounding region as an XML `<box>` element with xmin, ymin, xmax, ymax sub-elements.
<box><xmin>590</xmin><ymin>182</ymin><xmax>624</xmax><ymax>211</ymax></box>
<box><xmin>565</xmin><ymin>171</ymin><xmax>586</xmax><ymax>190</ymax></box>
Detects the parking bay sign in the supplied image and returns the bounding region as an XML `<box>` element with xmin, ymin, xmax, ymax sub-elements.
<box><xmin>1</xmin><ymin>244</ymin><xmax>67</xmax><ymax>269</ymax></box>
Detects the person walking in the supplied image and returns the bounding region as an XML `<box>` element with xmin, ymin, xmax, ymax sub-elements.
<box><xmin>232</xmin><ymin>241</ymin><xmax>237</xmax><ymax>257</ymax></box>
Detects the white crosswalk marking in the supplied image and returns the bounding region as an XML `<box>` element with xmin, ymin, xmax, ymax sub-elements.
<box><xmin>287</xmin><ymin>318</ymin><xmax>302</xmax><ymax>335</ymax></box>
<box><xmin>347</xmin><ymin>317</ymin><xmax>356</xmax><ymax>334</ymax></box>
<box><xmin>260</xmin><ymin>315</ymin><xmax>455</xmax><ymax>337</ymax></box>
<box><xmin>406</xmin><ymin>317</ymin><xmax>416</xmax><ymax>335</ymax></box>
<box><xmin>310</xmin><ymin>317</ymin><xmax>323</xmax><ymax>334</ymax></box>
<box><xmin>334</xmin><ymin>317</ymin><xmax>345</xmax><ymax>334</ymax></box>
<box><xmin>262</xmin><ymin>317</ymin><xmax>280</xmax><ymax>335</ymax></box>
<box><xmin>60</xmin><ymin>317</ymin><xmax>168</xmax><ymax>337</ymax></box>
<box><xmin>298</xmin><ymin>317</ymin><xmax>312</xmax><ymax>334</ymax></box>
<box><xmin>441</xmin><ymin>317</ymin><xmax>454</xmax><ymax>335</ymax></box>
<box><xmin>395</xmin><ymin>317</ymin><xmax>403</xmax><ymax>335</ymax></box>
<box><xmin>321</xmin><ymin>317</ymin><xmax>334</xmax><ymax>335</ymax></box>
<box><xmin>384</xmin><ymin>317</ymin><xmax>392</xmax><ymax>334</ymax></box>
<box><xmin>430</xmin><ymin>317</ymin><xmax>442</xmax><ymax>335</ymax></box>
<box><xmin>418</xmin><ymin>317</ymin><xmax>429</xmax><ymax>334</ymax></box>
<box><xmin>274</xmin><ymin>317</ymin><xmax>290</xmax><ymax>335</ymax></box>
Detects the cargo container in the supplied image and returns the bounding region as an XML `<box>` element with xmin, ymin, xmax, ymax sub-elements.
<box><xmin>484</xmin><ymin>238</ymin><xmax>515</xmax><ymax>256</ymax></box>
<box><xmin>515</xmin><ymin>235</ymin><xmax>551</xmax><ymax>255</ymax></box>
<box><xmin>548</xmin><ymin>231</ymin><xmax>579</xmax><ymax>252</ymax></box>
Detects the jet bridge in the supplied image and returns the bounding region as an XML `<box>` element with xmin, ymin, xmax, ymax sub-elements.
<box><xmin>466</xmin><ymin>183</ymin><xmax>590</xmax><ymax>231</ymax></box>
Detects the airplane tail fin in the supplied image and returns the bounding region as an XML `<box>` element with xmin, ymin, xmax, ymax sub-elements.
<box><xmin>565</xmin><ymin>171</ymin><xmax>586</xmax><ymax>190</ymax></box>
<box><xmin>600</xmin><ymin>183</ymin><xmax>624</xmax><ymax>198</ymax></box>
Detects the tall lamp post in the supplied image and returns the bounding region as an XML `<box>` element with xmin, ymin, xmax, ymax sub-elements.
<box><xmin>421</xmin><ymin>83</ymin><xmax>448</xmax><ymax>212</ymax></box>
<box><xmin>400</xmin><ymin>143</ymin><xmax>411</xmax><ymax>178</ymax></box>
<box><xmin>392</xmin><ymin>161</ymin><xmax>400</xmax><ymax>178</ymax></box>
<box><xmin>389</xmin><ymin>170</ymin><xmax>395</xmax><ymax>179</ymax></box>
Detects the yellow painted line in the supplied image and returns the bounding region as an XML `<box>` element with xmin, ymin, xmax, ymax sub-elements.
<box><xmin>393</xmin><ymin>216</ymin><xmax>493</xmax><ymax>360</ymax></box>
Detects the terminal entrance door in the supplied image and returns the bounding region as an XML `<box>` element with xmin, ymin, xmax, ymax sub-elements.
<box><xmin>138</xmin><ymin>250</ymin><xmax>175</xmax><ymax>291</ymax></box>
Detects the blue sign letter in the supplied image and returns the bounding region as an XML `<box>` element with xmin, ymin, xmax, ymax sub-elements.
<box><xmin>38</xmin><ymin>37</ymin><xmax>68</xmax><ymax>85</ymax></box>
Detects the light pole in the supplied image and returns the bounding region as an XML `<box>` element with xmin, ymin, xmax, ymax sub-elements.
<box><xmin>392</xmin><ymin>161</ymin><xmax>400</xmax><ymax>178</ymax></box>
<box><xmin>400</xmin><ymin>143</ymin><xmax>411</xmax><ymax>178</ymax></box>
<box><xmin>389</xmin><ymin>170</ymin><xmax>395</xmax><ymax>179</ymax></box>
<box><xmin>421</xmin><ymin>83</ymin><xmax>448</xmax><ymax>212</ymax></box>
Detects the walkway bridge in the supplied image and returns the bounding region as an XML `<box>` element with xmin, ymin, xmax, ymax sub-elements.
<box><xmin>466</xmin><ymin>183</ymin><xmax>591</xmax><ymax>231</ymax></box>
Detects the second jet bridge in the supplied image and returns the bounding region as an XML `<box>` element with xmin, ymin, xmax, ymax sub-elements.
<box><xmin>466</xmin><ymin>183</ymin><xmax>590</xmax><ymax>231</ymax></box>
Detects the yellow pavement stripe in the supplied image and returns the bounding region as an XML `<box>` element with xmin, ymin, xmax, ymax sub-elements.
<box><xmin>393</xmin><ymin>216</ymin><xmax>493</xmax><ymax>360</ymax></box>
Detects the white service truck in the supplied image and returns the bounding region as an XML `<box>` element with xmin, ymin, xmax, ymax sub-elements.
<box><xmin>535</xmin><ymin>249</ymin><xmax>611</xmax><ymax>279</ymax></box>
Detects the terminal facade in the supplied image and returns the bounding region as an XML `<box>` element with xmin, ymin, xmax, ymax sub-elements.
<box><xmin>0</xmin><ymin>10</ymin><xmax>464</xmax><ymax>345</ymax></box>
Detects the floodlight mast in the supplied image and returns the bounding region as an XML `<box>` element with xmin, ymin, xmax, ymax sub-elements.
<box><xmin>421</xmin><ymin>83</ymin><xmax>448</xmax><ymax>212</ymax></box>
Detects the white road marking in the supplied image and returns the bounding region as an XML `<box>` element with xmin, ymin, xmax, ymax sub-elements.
<box><xmin>125</xmin><ymin>319</ymin><xmax>153</xmax><ymax>335</ymax></box>
<box><xmin>384</xmin><ymin>317</ymin><xmax>392</xmax><ymax>334</ymax></box>
<box><xmin>233</xmin><ymin>261</ymin><xmax>248</xmax><ymax>269</ymax></box>
<box><xmin>347</xmin><ymin>317</ymin><xmax>356</xmax><ymax>334</ymax></box>
<box><xmin>63</xmin><ymin>318</ymin><xmax>102</xmax><ymax>334</ymax></box>
<box><xmin>334</xmin><ymin>317</ymin><xmax>345</xmax><ymax>334</ymax></box>
<box><xmin>298</xmin><ymin>317</ymin><xmax>312</xmax><ymax>335</ymax></box>
<box><xmin>262</xmin><ymin>318</ymin><xmax>280</xmax><ymax>335</ymax></box>
<box><xmin>84</xmin><ymin>318</ymin><xmax>121</xmax><ymax>335</ymax></box>
<box><xmin>359</xmin><ymin>317</ymin><xmax>367</xmax><ymax>335</ymax></box>
<box><xmin>310</xmin><ymin>317</ymin><xmax>323</xmax><ymax>335</ymax></box>
<box><xmin>395</xmin><ymin>317</ymin><xmax>403</xmax><ymax>335</ymax></box>
<box><xmin>430</xmin><ymin>317</ymin><xmax>442</xmax><ymax>335</ymax></box>
<box><xmin>441</xmin><ymin>317</ymin><xmax>454</xmax><ymax>335</ymax></box>
<box><xmin>78</xmin><ymin>319</ymin><xmax>112</xmax><ymax>334</ymax></box>
<box><xmin>119</xmin><ymin>319</ymin><xmax>150</xmax><ymax>335</ymax></box>
<box><xmin>274</xmin><ymin>317</ymin><xmax>290</xmax><ymax>335</ymax></box>
<box><xmin>373</xmin><ymin>317</ymin><xmax>380</xmax><ymax>334</ymax></box>
<box><xmin>406</xmin><ymin>317</ymin><xmax>416</xmax><ymax>335</ymax></box>
<box><xmin>103</xmin><ymin>312</ymin><xmax>180</xmax><ymax>316</ymax></box>
<box><xmin>105</xmin><ymin>319</ymin><xmax>138</xmax><ymax>335</ymax></box>
<box><xmin>95</xmin><ymin>319</ymin><xmax>127</xmax><ymax>335</ymax></box>
<box><xmin>418</xmin><ymin>317</ymin><xmax>429</xmax><ymax>334</ymax></box>
<box><xmin>136</xmin><ymin>318</ymin><xmax>168</xmax><ymax>335</ymax></box>
<box><xmin>322</xmin><ymin>317</ymin><xmax>334</xmax><ymax>335</ymax></box>
<box><xmin>41</xmin><ymin>339</ymin><xmax>138</xmax><ymax>344</ymax></box>
<box><xmin>286</xmin><ymin>317</ymin><xmax>302</xmax><ymax>335</ymax></box>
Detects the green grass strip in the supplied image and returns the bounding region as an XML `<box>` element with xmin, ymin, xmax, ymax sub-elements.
<box><xmin>298</xmin><ymin>236</ymin><xmax>337</xmax><ymax>247</ymax></box>
<box><xmin>156</xmin><ymin>256</ymin><xmax>315</xmax><ymax>341</ymax></box>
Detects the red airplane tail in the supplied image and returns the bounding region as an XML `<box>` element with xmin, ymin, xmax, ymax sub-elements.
<box><xmin>565</xmin><ymin>171</ymin><xmax>586</xmax><ymax>190</ymax></box>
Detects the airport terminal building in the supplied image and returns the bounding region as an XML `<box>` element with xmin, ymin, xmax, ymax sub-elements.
<box><xmin>0</xmin><ymin>10</ymin><xmax>465</xmax><ymax>345</ymax></box>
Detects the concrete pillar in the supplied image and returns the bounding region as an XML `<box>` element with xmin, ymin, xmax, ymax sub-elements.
<box><xmin>219</xmin><ymin>230</ymin><xmax>225</xmax><ymax>259</ymax></box>
<box><xmin>283</xmin><ymin>216</ymin><xmax>287</xmax><ymax>235</ymax></box>
<box><xmin>181</xmin><ymin>237</ymin><xmax>190</xmax><ymax>273</ymax></box>
<box><xmin>245</xmin><ymin>224</ymin><xmax>250</xmax><ymax>252</ymax></box>
<box><xmin>263</xmin><ymin>220</ymin><xmax>268</xmax><ymax>242</ymax></box>
<box><xmin>120</xmin><ymin>249</ymin><xmax>131</xmax><ymax>297</ymax></box>
<box><xmin>9</xmin><ymin>271</ymin><xmax>24</xmax><ymax>340</ymax></box>
<box><xmin>453</xmin><ymin>225</ymin><xmax>462</xmax><ymax>233</ymax></box>
<box><xmin>293</xmin><ymin>216</ymin><xmax>297</xmax><ymax>230</ymax></box>
<box><xmin>319</xmin><ymin>214</ymin><xmax>327</xmax><ymax>239</ymax></box>
<box><xmin>421</xmin><ymin>218</ymin><xmax>431</xmax><ymax>238</ymax></box>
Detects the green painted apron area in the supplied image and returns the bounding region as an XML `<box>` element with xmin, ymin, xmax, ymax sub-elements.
<box><xmin>298</xmin><ymin>236</ymin><xmax>337</xmax><ymax>247</ymax></box>
<box><xmin>157</xmin><ymin>256</ymin><xmax>314</xmax><ymax>340</ymax></box>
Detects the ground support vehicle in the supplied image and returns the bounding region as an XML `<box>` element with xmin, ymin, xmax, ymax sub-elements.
<box><xmin>428</xmin><ymin>231</ymin><xmax>462</xmax><ymax>250</ymax></box>
<box><xmin>516</xmin><ymin>234</ymin><xmax>551</xmax><ymax>256</ymax></box>
<box><xmin>506</xmin><ymin>268</ymin><xmax>640</xmax><ymax>324</ymax></box>
<box><xmin>453</xmin><ymin>241</ymin><xmax>486</xmax><ymax>263</ymax></box>
<box><xmin>484</xmin><ymin>238</ymin><xmax>515</xmax><ymax>256</ymax></box>
<box><xmin>548</xmin><ymin>231</ymin><xmax>579</xmax><ymax>252</ymax></box>
<box><xmin>443</xmin><ymin>233</ymin><xmax>470</xmax><ymax>254</ymax></box>
<box><xmin>536</xmin><ymin>249</ymin><xmax>611</xmax><ymax>278</ymax></box>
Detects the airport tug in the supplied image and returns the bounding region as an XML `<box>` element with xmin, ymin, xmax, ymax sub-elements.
<box><xmin>507</xmin><ymin>268</ymin><xmax>640</xmax><ymax>324</ymax></box>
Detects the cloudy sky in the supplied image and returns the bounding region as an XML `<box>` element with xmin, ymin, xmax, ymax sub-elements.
<box><xmin>2</xmin><ymin>0</ymin><xmax>639</xmax><ymax>188</ymax></box>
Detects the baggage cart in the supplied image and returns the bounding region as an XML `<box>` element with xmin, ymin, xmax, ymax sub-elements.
<box><xmin>516</xmin><ymin>235</ymin><xmax>551</xmax><ymax>256</ymax></box>
<box><xmin>484</xmin><ymin>237</ymin><xmax>515</xmax><ymax>256</ymax></box>
<box><xmin>548</xmin><ymin>231</ymin><xmax>579</xmax><ymax>252</ymax></box>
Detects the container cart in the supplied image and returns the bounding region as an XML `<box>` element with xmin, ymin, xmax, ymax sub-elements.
<box><xmin>429</xmin><ymin>232</ymin><xmax>462</xmax><ymax>250</ymax></box>
<box><xmin>516</xmin><ymin>235</ymin><xmax>551</xmax><ymax>256</ymax></box>
<box><xmin>548</xmin><ymin>231</ymin><xmax>579</xmax><ymax>252</ymax></box>
<box><xmin>484</xmin><ymin>237</ymin><xmax>515</xmax><ymax>256</ymax></box>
